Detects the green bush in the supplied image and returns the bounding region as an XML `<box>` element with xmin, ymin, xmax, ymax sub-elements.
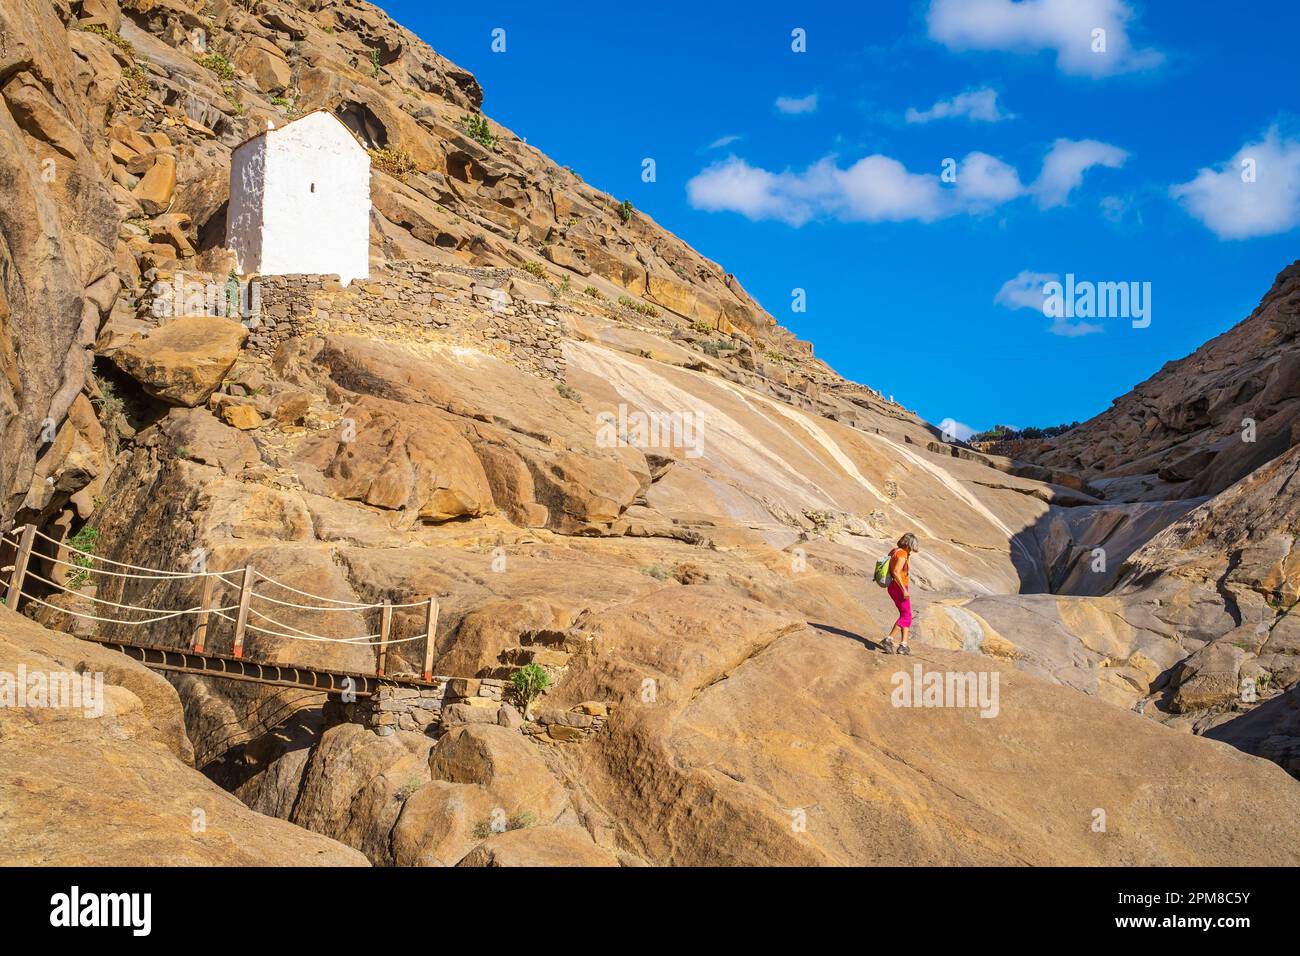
<box><xmin>79</xmin><ymin>23</ymin><xmax>136</xmax><ymax>57</ymax></box>
<box><xmin>617</xmin><ymin>295</ymin><xmax>659</xmax><ymax>318</ymax></box>
<box><xmin>509</xmin><ymin>663</ymin><xmax>551</xmax><ymax>712</ymax></box>
<box><xmin>368</xmin><ymin>145</ymin><xmax>416</xmax><ymax>181</ymax></box>
<box><xmin>369</xmin><ymin>48</ymin><xmax>381</xmax><ymax>77</ymax></box>
<box><xmin>582</xmin><ymin>286</ymin><xmax>603</xmax><ymax>299</ymax></box>
<box><xmin>91</xmin><ymin>374</ymin><xmax>127</xmax><ymax>458</ymax></box>
<box><xmin>460</xmin><ymin>113</ymin><xmax>496</xmax><ymax>149</ymax></box>
<box><xmin>690</xmin><ymin>320</ymin><xmax>713</xmax><ymax>334</ymax></box>
<box><xmin>66</xmin><ymin>526</ymin><xmax>100</xmax><ymax>589</ymax></box>
<box><xmin>196</xmin><ymin>53</ymin><xmax>235</xmax><ymax>80</ymax></box>
<box><xmin>618</xmin><ymin>199</ymin><xmax>634</xmax><ymax>224</ymax></box>
<box><xmin>640</xmin><ymin>565</ymin><xmax>670</xmax><ymax>581</ymax></box>
<box><xmin>521</xmin><ymin>261</ymin><xmax>547</xmax><ymax>279</ymax></box>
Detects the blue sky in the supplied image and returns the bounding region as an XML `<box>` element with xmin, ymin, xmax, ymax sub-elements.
<box><xmin>385</xmin><ymin>0</ymin><xmax>1299</xmax><ymax>435</ymax></box>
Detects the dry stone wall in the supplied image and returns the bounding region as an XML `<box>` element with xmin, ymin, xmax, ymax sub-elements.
<box><xmin>325</xmin><ymin>676</ymin><xmax>616</xmax><ymax>748</ymax></box>
<box><xmin>253</xmin><ymin>261</ymin><xmax>569</xmax><ymax>379</ymax></box>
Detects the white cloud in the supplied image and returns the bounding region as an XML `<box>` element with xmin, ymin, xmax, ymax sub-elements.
<box><xmin>775</xmin><ymin>93</ymin><xmax>818</xmax><ymax>115</ymax></box>
<box><xmin>957</xmin><ymin>151</ymin><xmax>1025</xmax><ymax>208</ymax></box>
<box><xmin>926</xmin><ymin>0</ymin><xmax>1163</xmax><ymax>77</ymax></box>
<box><xmin>1170</xmin><ymin>127</ymin><xmax>1300</xmax><ymax>239</ymax></box>
<box><xmin>905</xmin><ymin>87</ymin><xmax>1013</xmax><ymax>124</ymax></box>
<box><xmin>707</xmin><ymin>134</ymin><xmax>742</xmax><ymax>150</ymax></box>
<box><xmin>686</xmin><ymin>139</ymin><xmax>1125</xmax><ymax>226</ymax></box>
<box><xmin>1032</xmin><ymin>138</ymin><xmax>1128</xmax><ymax>208</ymax></box>
<box><xmin>995</xmin><ymin>270</ymin><xmax>1058</xmax><ymax>310</ymax></box>
<box><xmin>994</xmin><ymin>269</ymin><xmax>1103</xmax><ymax>336</ymax></box>
<box><xmin>686</xmin><ymin>157</ymin><xmax>805</xmax><ymax>223</ymax></box>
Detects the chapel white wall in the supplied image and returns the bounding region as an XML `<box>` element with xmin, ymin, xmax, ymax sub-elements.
<box><xmin>260</xmin><ymin>112</ymin><xmax>370</xmax><ymax>286</ymax></box>
<box><xmin>226</xmin><ymin>135</ymin><xmax>267</xmax><ymax>276</ymax></box>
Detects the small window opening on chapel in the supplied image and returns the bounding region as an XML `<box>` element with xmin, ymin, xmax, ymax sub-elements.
<box><xmin>311</xmin><ymin>183</ymin><xmax>316</xmax><ymax>193</ymax></box>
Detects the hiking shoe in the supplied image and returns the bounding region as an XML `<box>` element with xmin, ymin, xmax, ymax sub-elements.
<box><xmin>897</xmin><ymin>642</ymin><xmax>911</xmax><ymax>656</ymax></box>
<box><xmin>882</xmin><ymin>636</ymin><xmax>896</xmax><ymax>654</ymax></box>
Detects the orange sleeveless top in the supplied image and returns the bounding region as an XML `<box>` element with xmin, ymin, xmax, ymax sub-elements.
<box><xmin>891</xmin><ymin>548</ymin><xmax>910</xmax><ymax>588</ymax></box>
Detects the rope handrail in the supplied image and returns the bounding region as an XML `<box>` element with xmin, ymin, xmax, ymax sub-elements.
<box><xmin>250</xmin><ymin>569</ymin><xmax>390</xmax><ymax>608</ymax></box>
<box><xmin>22</xmin><ymin>567</ymin><xmax>239</xmax><ymax>617</ymax></box>
<box><xmin>250</xmin><ymin>590</ymin><xmax>434</xmax><ymax>613</ymax></box>
<box><xmin>249</xmin><ymin>589</ymin><xmax>386</xmax><ymax>612</ymax></box>
<box><xmin>31</xmin><ymin>549</ymin><xmax>242</xmax><ymax>584</ymax></box>
<box><xmin>21</xmin><ymin>592</ymin><xmax>209</xmax><ymax>626</ymax></box>
<box><xmin>5</xmin><ymin>524</ymin><xmax>443</xmax><ymax>681</ymax></box>
<box><xmin>211</xmin><ymin>610</ymin><xmax>425</xmax><ymax>646</ymax></box>
<box><xmin>246</xmin><ymin>605</ymin><xmax>378</xmax><ymax>642</ymax></box>
<box><xmin>19</xmin><ymin>526</ymin><xmax>241</xmax><ymax>580</ymax></box>
<box><xmin>4</xmin><ymin>526</ymin><xmax>424</xmax><ymax>611</ymax></box>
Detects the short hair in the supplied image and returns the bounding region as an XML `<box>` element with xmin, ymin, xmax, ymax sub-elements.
<box><xmin>897</xmin><ymin>533</ymin><xmax>920</xmax><ymax>552</ymax></box>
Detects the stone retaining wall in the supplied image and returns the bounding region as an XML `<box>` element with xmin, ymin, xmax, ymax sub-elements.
<box><xmin>252</xmin><ymin>261</ymin><xmax>569</xmax><ymax>379</ymax></box>
<box><xmin>325</xmin><ymin>676</ymin><xmax>510</xmax><ymax>736</ymax></box>
<box><xmin>323</xmin><ymin>677</ymin><xmax>617</xmax><ymax>748</ymax></box>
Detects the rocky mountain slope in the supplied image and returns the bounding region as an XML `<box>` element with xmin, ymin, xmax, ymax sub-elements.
<box><xmin>0</xmin><ymin>608</ymin><xmax>367</xmax><ymax>865</ymax></box>
<box><xmin>1</xmin><ymin>0</ymin><xmax>1297</xmax><ymax>865</ymax></box>
<box><xmin>1015</xmin><ymin>262</ymin><xmax>1300</xmax><ymax>502</ymax></box>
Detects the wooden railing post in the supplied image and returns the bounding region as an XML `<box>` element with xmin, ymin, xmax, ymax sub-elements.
<box><xmin>232</xmin><ymin>566</ymin><xmax>252</xmax><ymax>659</ymax></box>
<box><xmin>376</xmin><ymin>598</ymin><xmax>392</xmax><ymax>676</ymax></box>
<box><xmin>192</xmin><ymin>573</ymin><xmax>216</xmax><ymax>653</ymax></box>
<box><xmin>422</xmin><ymin>598</ymin><xmax>439</xmax><ymax>681</ymax></box>
<box><xmin>4</xmin><ymin>525</ymin><xmax>36</xmax><ymax>611</ymax></box>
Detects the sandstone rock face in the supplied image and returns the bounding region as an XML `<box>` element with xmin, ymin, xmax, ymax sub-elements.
<box><xmin>0</xmin><ymin>609</ymin><xmax>367</xmax><ymax>865</ymax></box>
<box><xmin>296</xmin><ymin>395</ymin><xmax>493</xmax><ymax>521</ymax></box>
<box><xmin>0</xmin><ymin>0</ymin><xmax>121</xmax><ymax>524</ymax></box>
<box><xmin>112</xmin><ymin>315</ymin><xmax>247</xmax><ymax>406</ymax></box>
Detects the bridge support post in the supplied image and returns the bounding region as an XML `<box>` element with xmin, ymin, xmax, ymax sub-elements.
<box><xmin>232</xmin><ymin>566</ymin><xmax>252</xmax><ymax>659</ymax></box>
<box><xmin>422</xmin><ymin>599</ymin><xmax>438</xmax><ymax>681</ymax></box>
<box><xmin>377</xmin><ymin>598</ymin><xmax>392</xmax><ymax>677</ymax></box>
<box><xmin>4</xmin><ymin>524</ymin><xmax>36</xmax><ymax>611</ymax></box>
<box><xmin>192</xmin><ymin>573</ymin><xmax>216</xmax><ymax>653</ymax></box>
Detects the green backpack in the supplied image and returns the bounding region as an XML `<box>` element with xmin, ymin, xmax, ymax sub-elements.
<box><xmin>873</xmin><ymin>552</ymin><xmax>892</xmax><ymax>588</ymax></box>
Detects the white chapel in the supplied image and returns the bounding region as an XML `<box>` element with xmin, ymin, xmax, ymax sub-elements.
<box><xmin>226</xmin><ymin>110</ymin><xmax>371</xmax><ymax>286</ymax></box>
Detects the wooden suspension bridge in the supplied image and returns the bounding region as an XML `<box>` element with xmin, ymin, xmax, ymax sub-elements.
<box><xmin>1</xmin><ymin>524</ymin><xmax>447</xmax><ymax>697</ymax></box>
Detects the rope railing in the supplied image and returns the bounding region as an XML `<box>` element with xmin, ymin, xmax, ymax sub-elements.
<box><xmin>1</xmin><ymin>524</ymin><xmax>442</xmax><ymax>680</ymax></box>
<box><xmin>26</xmin><ymin>526</ymin><xmax>239</xmax><ymax>579</ymax></box>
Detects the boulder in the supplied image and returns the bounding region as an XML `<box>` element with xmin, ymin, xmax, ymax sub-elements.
<box><xmin>159</xmin><ymin>407</ymin><xmax>258</xmax><ymax>472</ymax></box>
<box><xmin>456</xmin><ymin>825</ymin><xmax>620</xmax><ymax>867</ymax></box>
<box><xmin>295</xmin><ymin>396</ymin><xmax>493</xmax><ymax>521</ymax></box>
<box><xmin>234</xmin><ymin>42</ymin><xmax>292</xmax><ymax>94</ymax></box>
<box><xmin>131</xmin><ymin>153</ymin><xmax>177</xmax><ymax>215</ymax></box>
<box><xmin>78</xmin><ymin>0</ymin><xmax>122</xmax><ymax>32</ymax></box>
<box><xmin>221</xmin><ymin>403</ymin><xmax>263</xmax><ymax>430</ymax></box>
<box><xmin>112</xmin><ymin>316</ymin><xmax>248</xmax><ymax>406</ymax></box>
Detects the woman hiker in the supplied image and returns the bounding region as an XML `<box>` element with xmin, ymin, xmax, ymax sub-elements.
<box><xmin>882</xmin><ymin>533</ymin><xmax>919</xmax><ymax>655</ymax></box>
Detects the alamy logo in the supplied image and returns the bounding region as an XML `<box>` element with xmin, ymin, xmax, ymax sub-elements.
<box><xmin>150</xmin><ymin>271</ymin><xmax>261</xmax><ymax>325</ymax></box>
<box><xmin>890</xmin><ymin>664</ymin><xmax>1000</xmax><ymax>718</ymax></box>
<box><xmin>1042</xmin><ymin>273</ymin><xmax>1151</xmax><ymax>328</ymax></box>
<box><xmin>596</xmin><ymin>404</ymin><xmax>704</xmax><ymax>458</ymax></box>
<box><xmin>49</xmin><ymin>887</ymin><xmax>151</xmax><ymax>936</ymax></box>
<box><xmin>0</xmin><ymin>666</ymin><xmax>104</xmax><ymax>718</ymax></box>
